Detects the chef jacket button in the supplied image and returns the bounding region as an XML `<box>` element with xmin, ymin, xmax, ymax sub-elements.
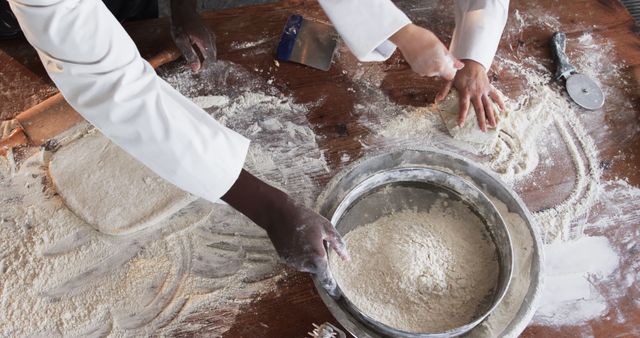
<box><xmin>45</xmin><ymin>59</ymin><xmax>64</xmax><ymax>73</ymax></box>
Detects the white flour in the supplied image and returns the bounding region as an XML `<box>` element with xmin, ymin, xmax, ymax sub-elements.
<box><xmin>229</xmin><ymin>38</ymin><xmax>271</xmax><ymax>51</ymax></box>
<box><xmin>533</xmin><ymin>236</ymin><xmax>619</xmax><ymax>326</ymax></box>
<box><xmin>190</xmin><ymin>95</ymin><xmax>230</xmax><ymax>108</ymax></box>
<box><xmin>0</xmin><ymin>60</ymin><xmax>329</xmax><ymax>336</ymax></box>
<box><xmin>1</xmin><ymin>7</ymin><xmax>637</xmax><ymax>336</ymax></box>
<box><xmin>345</xmin><ymin>11</ymin><xmax>636</xmax><ymax>333</ymax></box>
<box><xmin>361</xmin><ymin>79</ymin><xmax>602</xmax><ymax>245</ymax></box>
<box><xmin>532</xmin><ymin>179</ymin><xmax>640</xmax><ymax>327</ymax></box>
<box><xmin>162</xmin><ymin>62</ymin><xmax>330</xmax><ymax>206</ymax></box>
<box><xmin>204</xmin><ymin>91</ymin><xmax>330</xmax><ymax>206</ymax></box>
<box><xmin>0</xmin><ymin>145</ymin><xmax>284</xmax><ymax>337</ymax></box>
<box><xmin>359</xmin><ymin>43</ymin><xmax>602</xmax><ymax>245</ymax></box>
<box><xmin>329</xmin><ymin>203</ymin><xmax>499</xmax><ymax>333</ymax></box>
<box><xmin>492</xmin><ymin>12</ymin><xmax>635</xmax><ymax>333</ymax></box>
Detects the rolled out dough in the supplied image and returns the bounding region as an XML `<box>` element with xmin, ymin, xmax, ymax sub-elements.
<box><xmin>49</xmin><ymin>132</ymin><xmax>195</xmax><ymax>235</ymax></box>
<box><xmin>436</xmin><ymin>90</ymin><xmax>507</xmax><ymax>149</ymax></box>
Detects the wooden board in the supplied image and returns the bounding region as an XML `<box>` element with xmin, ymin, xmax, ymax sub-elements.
<box><xmin>1</xmin><ymin>0</ymin><xmax>638</xmax><ymax>337</ymax></box>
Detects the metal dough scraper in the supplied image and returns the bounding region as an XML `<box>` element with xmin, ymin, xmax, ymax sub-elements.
<box><xmin>276</xmin><ymin>15</ymin><xmax>338</xmax><ymax>71</ymax></box>
<box><xmin>550</xmin><ymin>32</ymin><xmax>605</xmax><ymax>110</ymax></box>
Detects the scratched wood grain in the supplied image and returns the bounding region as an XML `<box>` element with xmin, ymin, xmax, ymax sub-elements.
<box><xmin>0</xmin><ymin>0</ymin><xmax>638</xmax><ymax>337</ymax></box>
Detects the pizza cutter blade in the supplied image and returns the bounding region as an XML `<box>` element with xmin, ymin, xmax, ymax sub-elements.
<box><xmin>550</xmin><ymin>32</ymin><xmax>605</xmax><ymax>110</ymax></box>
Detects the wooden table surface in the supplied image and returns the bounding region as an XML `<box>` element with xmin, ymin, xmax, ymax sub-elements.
<box><xmin>1</xmin><ymin>0</ymin><xmax>638</xmax><ymax>337</ymax></box>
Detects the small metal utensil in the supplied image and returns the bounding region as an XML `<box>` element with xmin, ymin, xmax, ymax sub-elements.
<box><xmin>276</xmin><ymin>15</ymin><xmax>338</xmax><ymax>71</ymax></box>
<box><xmin>308</xmin><ymin>322</ymin><xmax>346</xmax><ymax>338</ymax></box>
<box><xmin>550</xmin><ymin>31</ymin><xmax>605</xmax><ymax>110</ymax></box>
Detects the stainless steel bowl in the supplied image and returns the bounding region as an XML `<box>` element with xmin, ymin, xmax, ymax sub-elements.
<box><xmin>315</xmin><ymin>164</ymin><xmax>513</xmax><ymax>337</ymax></box>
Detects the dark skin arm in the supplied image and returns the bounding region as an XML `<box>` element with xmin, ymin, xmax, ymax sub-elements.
<box><xmin>170</xmin><ymin>0</ymin><xmax>216</xmax><ymax>72</ymax></box>
<box><xmin>221</xmin><ymin>169</ymin><xmax>349</xmax><ymax>296</ymax></box>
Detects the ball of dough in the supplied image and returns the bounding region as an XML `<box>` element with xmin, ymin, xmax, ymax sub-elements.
<box><xmin>436</xmin><ymin>89</ymin><xmax>507</xmax><ymax>149</ymax></box>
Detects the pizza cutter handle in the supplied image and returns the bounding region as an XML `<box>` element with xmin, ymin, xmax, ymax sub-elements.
<box><xmin>550</xmin><ymin>32</ymin><xmax>576</xmax><ymax>80</ymax></box>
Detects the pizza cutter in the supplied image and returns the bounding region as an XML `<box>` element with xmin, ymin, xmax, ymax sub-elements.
<box><xmin>550</xmin><ymin>32</ymin><xmax>605</xmax><ymax>110</ymax></box>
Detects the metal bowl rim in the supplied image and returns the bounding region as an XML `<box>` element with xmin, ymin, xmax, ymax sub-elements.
<box><xmin>323</xmin><ymin>166</ymin><xmax>514</xmax><ymax>337</ymax></box>
<box><xmin>313</xmin><ymin>148</ymin><xmax>545</xmax><ymax>338</ymax></box>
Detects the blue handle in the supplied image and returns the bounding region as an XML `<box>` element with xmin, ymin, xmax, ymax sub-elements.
<box><xmin>276</xmin><ymin>14</ymin><xmax>303</xmax><ymax>61</ymax></box>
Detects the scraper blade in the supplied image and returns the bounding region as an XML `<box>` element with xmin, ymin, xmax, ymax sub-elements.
<box><xmin>276</xmin><ymin>15</ymin><xmax>338</xmax><ymax>71</ymax></box>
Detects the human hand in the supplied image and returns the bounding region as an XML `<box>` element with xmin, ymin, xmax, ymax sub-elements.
<box><xmin>435</xmin><ymin>59</ymin><xmax>505</xmax><ymax>132</ymax></box>
<box><xmin>221</xmin><ymin>170</ymin><xmax>348</xmax><ymax>296</ymax></box>
<box><xmin>170</xmin><ymin>0</ymin><xmax>216</xmax><ymax>72</ymax></box>
<box><xmin>389</xmin><ymin>23</ymin><xmax>464</xmax><ymax>80</ymax></box>
<box><xmin>264</xmin><ymin>196</ymin><xmax>349</xmax><ymax>296</ymax></box>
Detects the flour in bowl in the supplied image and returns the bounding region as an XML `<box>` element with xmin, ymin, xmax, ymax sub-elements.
<box><xmin>329</xmin><ymin>201</ymin><xmax>499</xmax><ymax>333</ymax></box>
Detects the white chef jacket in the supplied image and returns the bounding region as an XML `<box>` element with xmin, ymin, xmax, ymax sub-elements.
<box><xmin>318</xmin><ymin>0</ymin><xmax>509</xmax><ymax>70</ymax></box>
<box><xmin>9</xmin><ymin>0</ymin><xmax>250</xmax><ymax>204</ymax></box>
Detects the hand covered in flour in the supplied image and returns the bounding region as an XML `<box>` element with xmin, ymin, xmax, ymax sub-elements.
<box><xmin>389</xmin><ymin>24</ymin><xmax>464</xmax><ymax>80</ymax></box>
<box><xmin>221</xmin><ymin>170</ymin><xmax>349</xmax><ymax>296</ymax></box>
<box><xmin>435</xmin><ymin>59</ymin><xmax>506</xmax><ymax>132</ymax></box>
<box><xmin>170</xmin><ymin>0</ymin><xmax>216</xmax><ymax>72</ymax></box>
<box><xmin>265</xmin><ymin>197</ymin><xmax>350</xmax><ymax>296</ymax></box>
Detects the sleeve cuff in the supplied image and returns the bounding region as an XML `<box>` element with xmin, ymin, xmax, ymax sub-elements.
<box><xmin>10</xmin><ymin>0</ymin><xmax>252</xmax><ymax>206</ymax></box>
<box><xmin>318</xmin><ymin>0</ymin><xmax>411</xmax><ymax>62</ymax></box>
<box><xmin>364</xmin><ymin>33</ymin><xmax>402</xmax><ymax>61</ymax></box>
<box><xmin>450</xmin><ymin>0</ymin><xmax>509</xmax><ymax>71</ymax></box>
<box><xmin>204</xmin><ymin>131</ymin><xmax>250</xmax><ymax>204</ymax></box>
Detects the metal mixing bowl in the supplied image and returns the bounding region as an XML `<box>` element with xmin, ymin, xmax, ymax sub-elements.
<box><xmin>315</xmin><ymin>165</ymin><xmax>513</xmax><ymax>337</ymax></box>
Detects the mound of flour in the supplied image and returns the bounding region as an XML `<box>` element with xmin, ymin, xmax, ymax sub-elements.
<box><xmin>329</xmin><ymin>203</ymin><xmax>499</xmax><ymax>333</ymax></box>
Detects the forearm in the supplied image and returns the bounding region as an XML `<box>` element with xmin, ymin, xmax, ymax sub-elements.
<box><xmin>450</xmin><ymin>0</ymin><xmax>509</xmax><ymax>70</ymax></box>
<box><xmin>9</xmin><ymin>0</ymin><xmax>249</xmax><ymax>203</ymax></box>
<box><xmin>317</xmin><ymin>0</ymin><xmax>410</xmax><ymax>61</ymax></box>
<box><xmin>221</xmin><ymin>170</ymin><xmax>287</xmax><ymax>232</ymax></box>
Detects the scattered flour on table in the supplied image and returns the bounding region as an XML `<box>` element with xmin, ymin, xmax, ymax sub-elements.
<box><xmin>533</xmin><ymin>236</ymin><xmax>619</xmax><ymax>326</ymax></box>
<box><xmin>356</xmin><ymin>44</ymin><xmax>602</xmax><ymax>244</ymax></box>
<box><xmin>345</xmin><ymin>14</ymin><xmax>636</xmax><ymax>334</ymax></box>
<box><xmin>198</xmin><ymin>91</ymin><xmax>330</xmax><ymax>206</ymax></box>
<box><xmin>0</xmin><ymin>60</ymin><xmax>331</xmax><ymax>336</ymax></box>
<box><xmin>189</xmin><ymin>95</ymin><xmax>229</xmax><ymax>109</ymax></box>
<box><xmin>487</xmin><ymin>17</ymin><xmax>634</xmax><ymax>334</ymax></box>
<box><xmin>162</xmin><ymin>62</ymin><xmax>330</xmax><ymax>206</ymax></box>
<box><xmin>511</xmin><ymin>8</ymin><xmax>561</xmax><ymax>33</ymax></box>
<box><xmin>329</xmin><ymin>202</ymin><xmax>499</xmax><ymax>333</ymax></box>
<box><xmin>1</xmin><ymin>12</ymin><xmax>637</xmax><ymax>337</ymax></box>
<box><xmin>340</xmin><ymin>153</ymin><xmax>351</xmax><ymax>163</ymax></box>
<box><xmin>0</xmin><ymin>151</ymin><xmax>283</xmax><ymax>337</ymax></box>
<box><xmin>229</xmin><ymin>38</ymin><xmax>271</xmax><ymax>51</ymax></box>
<box><xmin>359</xmin><ymin>80</ymin><xmax>600</xmax><ymax>244</ymax></box>
<box><xmin>532</xmin><ymin>179</ymin><xmax>640</xmax><ymax>327</ymax></box>
<box><xmin>481</xmin><ymin>15</ymin><xmax>634</xmax><ymax>333</ymax></box>
<box><xmin>573</xmin><ymin>32</ymin><xmax>624</xmax><ymax>97</ymax></box>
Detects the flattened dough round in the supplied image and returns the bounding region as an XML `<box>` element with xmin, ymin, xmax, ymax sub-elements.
<box><xmin>49</xmin><ymin>132</ymin><xmax>195</xmax><ymax>235</ymax></box>
<box><xmin>436</xmin><ymin>89</ymin><xmax>507</xmax><ymax>149</ymax></box>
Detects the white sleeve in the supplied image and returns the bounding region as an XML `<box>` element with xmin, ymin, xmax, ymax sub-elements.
<box><xmin>318</xmin><ymin>0</ymin><xmax>411</xmax><ymax>62</ymax></box>
<box><xmin>9</xmin><ymin>0</ymin><xmax>250</xmax><ymax>203</ymax></box>
<box><xmin>450</xmin><ymin>0</ymin><xmax>509</xmax><ymax>71</ymax></box>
